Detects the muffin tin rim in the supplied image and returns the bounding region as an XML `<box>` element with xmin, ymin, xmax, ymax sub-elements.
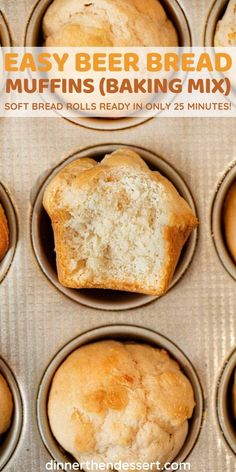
<box><xmin>23</xmin><ymin>0</ymin><xmax>192</xmax><ymax>131</ymax></box>
<box><xmin>24</xmin><ymin>0</ymin><xmax>192</xmax><ymax>46</ymax></box>
<box><xmin>216</xmin><ymin>347</ymin><xmax>236</xmax><ymax>455</ymax></box>
<box><xmin>211</xmin><ymin>161</ymin><xmax>236</xmax><ymax>281</ymax></box>
<box><xmin>30</xmin><ymin>142</ymin><xmax>199</xmax><ymax>311</ymax></box>
<box><xmin>36</xmin><ymin>323</ymin><xmax>205</xmax><ymax>468</ymax></box>
<box><xmin>0</xmin><ymin>10</ymin><xmax>12</xmax><ymax>47</ymax></box>
<box><xmin>0</xmin><ymin>357</ymin><xmax>24</xmax><ymax>471</ymax></box>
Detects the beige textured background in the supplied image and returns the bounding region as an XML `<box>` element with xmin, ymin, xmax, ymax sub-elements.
<box><xmin>0</xmin><ymin>0</ymin><xmax>236</xmax><ymax>471</ymax></box>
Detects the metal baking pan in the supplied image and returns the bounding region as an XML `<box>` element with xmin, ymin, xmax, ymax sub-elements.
<box><xmin>0</xmin><ymin>0</ymin><xmax>235</xmax><ymax>471</ymax></box>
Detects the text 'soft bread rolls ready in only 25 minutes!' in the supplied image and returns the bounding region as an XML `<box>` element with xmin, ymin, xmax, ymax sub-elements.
<box><xmin>42</xmin><ymin>0</ymin><xmax>178</xmax><ymax>46</ymax></box>
<box><xmin>43</xmin><ymin>149</ymin><xmax>198</xmax><ymax>296</ymax></box>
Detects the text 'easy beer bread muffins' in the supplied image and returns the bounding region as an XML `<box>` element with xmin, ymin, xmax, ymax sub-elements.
<box><xmin>43</xmin><ymin>148</ymin><xmax>198</xmax><ymax>296</ymax></box>
<box><xmin>0</xmin><ymin>373</ymin><xmax>13</xmax><ymax>436</ymax></box>
<box><xmin>48</xmin><ymin>340</ymin><xmax>195</xmax><ymax>467</ymax></box>
<box><xmin>42</xmin><ymin>0</ymin><xmax>178</xmax><ymax>46</ymax></box>
<box><xmin>0</xmin><ymin>204</ymin><xmax>9</xmax><ymax>262</ymax></box>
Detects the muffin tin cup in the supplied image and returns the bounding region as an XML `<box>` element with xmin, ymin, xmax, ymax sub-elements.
<box><xmin>37</xmin><ymin>324</ymin><xmax>204</xmax><ymax>469</ymax></box>
<box><xmin>31</xmin><ymin>143</ymin><xmax>198</xmax><ymax>311</ymax></box>
<box><xmin>24</xmin><ymin>0</ymin><xmax>191</xmax><ymax>131</ymax></box>
<box><xmin>216</xmin><ymin>348</ymin><xmax>236</xmax><ymax>455</ymax></box>
<box><xmin>0</xmin><ymin>358</ymin><xmax>23</xmax><ymax>471</ymax></box>
<box><xmin>0</xmin><ymin>183</ymin><xmax>18</xmax><ymax>284</ymax></box>
<box><xmin>211</xmin><ymin>163</ymin><xmax>236</xmax><ymax>281</ymax></box>
<box><xmin>0</xmin><ymin>11</ymin><xmax>12</xmax><ymax>47</ymax></box>
<box><xmin>0</xmin><ymin>12</ymin><xmax>12</xmax><ymax>97</ymax></box>
<box><xmin>204</xmin><ymin>0</ymin><xmax>229</xmax><ymax>46</ymax></box>
<box><xmin>204</xmin><ymin>1</ymin><xmax>236</xmax><ymax>111</ymax></box>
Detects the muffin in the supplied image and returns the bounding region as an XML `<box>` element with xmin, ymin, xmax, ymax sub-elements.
<box><xmin>0</xmin><ymin>204</ymin><xmax>9</xmax><ymax>262</ymax></box>
<box><xmin>223</xmin><ymin>181</ymin><xmax>236</xmax><ymax>263</ymax></box>
<box><xmin>0</xmin><ymin>373</ymin><xmax>13</xmax><ymax>436</ymax></box>
<box><xmin>43</xmin><ymin>0</ymin><xmax>178</xmax><ymax>47</ymax></box>
<box><xmin>48</xmin><ymin>340</ymin><xmax>195</xmax><ymax>467</ymax></box>
<box><xmin>233</xmin><ymin>369</ymin><xmax>236</xmax><ymax>419</ymax></box>
<box><xmin>214</xmin><ymin>0</ymin><xmax>236</xmax><ymax>46</ymax></box>
<box><xmin>43</xmin><ymin>148</ymin><xmax>198</xmax><ymax>296</ymax></box>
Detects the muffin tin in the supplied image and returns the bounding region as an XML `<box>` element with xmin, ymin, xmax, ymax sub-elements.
<box><xmin>211</xmin><ymin>162</ymin><xmax>236</xmax><ymax>281</ymax></box>
<box><xmin>37</xmin><ymin>325</ymin><xmax>204</xmax><ymax>467</ymax></box>
<box><xmin>24</xmin><ymin>0</ymin><xmax>191</xmax><ymax>131</ymax></box>
<box><xmin>31</xmin><ymin>143</ymin><xmax>198</xmax><ymax>311</ymax></box>
<box><xmin>0</xmin><ymin>183</ymin><xmax>18</xmax><ymax>284</ymax></box>
<box><xmin>0</xmin><ymin>0</ymin><xmax>236</xmax><ymax>470</ymax></box>
<box><xmin>216</xmin><ymin>348</ymin><xmax>236</xmax><ymax>455</ymax></box>
<box><xmin>24</xmin><ymin>0</ymin><xmax>148</xmax><ymax>130</ymax></box>
<box><xmin>0</xmin><ymin>358</ymin><xmax>23</xmax><ymax>471</ymax></box>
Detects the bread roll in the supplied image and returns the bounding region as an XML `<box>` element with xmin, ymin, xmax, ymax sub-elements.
<box><xmin>0</xmin><ymin>373</ymin><xmax>13</xmax><ymax>435</ymax></box>
<box><xmin>43</xmin><ymin>149</ymin><xmax>198</xmax><ymax>296</ymax></box>
<box><xmin>223</xmin><ymin>181</ymin><xmax>236</xmax><ymax>263</ymax></box>
<box><xmin>48</xmin><ymin>340</ymin><xmax>195</xmax><ymax>467</ymax></box>
<box><xmin>233</xmin><ymin>369</ymin><xmax>236</xmax><ymax>418</ymax></box>
<box><xmin>214</xmin><ymin>0</ymin><xmax>236</xmax><ymax>46</ymax></box>
<box><xmin>0</xmin><ymin>204</ymin><xmax>9</xmax><ymax>262</ymax></box>
<box><xmin>43</xmin><ymin>0</ymin><xmax>178</xmax><ymax>47</ymax></box>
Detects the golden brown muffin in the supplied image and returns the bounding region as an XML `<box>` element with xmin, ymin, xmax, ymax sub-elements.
<box><xmin>223</xmin><ymin>181</ymin><xmax>236</xmax><ymax>263</ymax></box>
<box><xmin>233</xmin><ymin>369</ymin><xmax>236</xmax><ymax>418</ymax></box>
<box><xmin>0</xmin><ymin>204</ymin><xmax>9</xmax><ymax>262</ymax></box>
<box><xmin>43</xmin><ymin>0</ymin><xmax>178</xmax><ymax>47</ymax></box>
<box><xmin>214</xmin><ymin>0</ymin><xmax>236</xmax><ymax>46</ymax></box>
<box><xmin>43</xmin><ymin>149</ymin><xmax>198</xmax><ymax>295</ymax></box>
<box><xmin>0</xmin><ymin>373</ymin><xmax>13</xmax><ymax>435</ymax></box>
<box><xmin>48</xmin><ymin>340</ymin><xmax>195</xmax><ymax>468</ymax></box>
